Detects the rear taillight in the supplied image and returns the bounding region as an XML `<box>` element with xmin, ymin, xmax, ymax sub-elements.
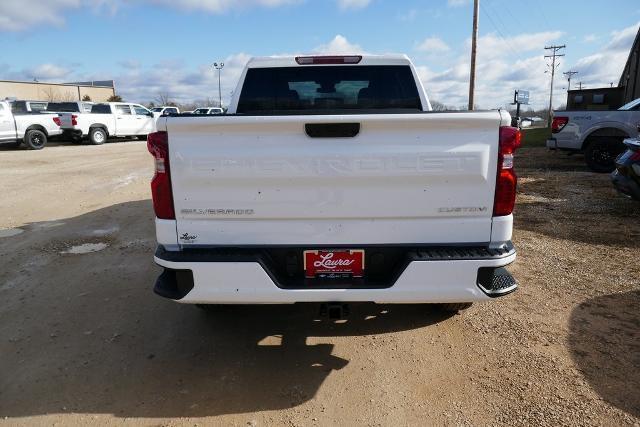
<box><xmin>71</xmin><ymin>114</ymin><xmax>78</xmax><ymax>126</ymax></box>
<box><xmin>295</xmin><ymin>55</ymin><xmax>362</xmax><ymax>65</ymax></box>
<box><xmin>630</xmin><ymin>151</ymin><xmax>640</xmax><ymax>161</ymax></box>
<box><xmin>493</xmin><ymin>126</ymin><xmax>521</xmax><ymax>217</ymax></box>
<box><xmin>53</xmin><ymin>117</ymin><xmax>61</xmax><ymax>126</ymax></box>
<box><xmin>551</xmin><ymin>116</ymin><xmax>568</xmax><ymax>133</ymax></box>
<box><xmin>147</xmin><ymin>131</ymin><xmax>175</xmax><ymax>219</ymax></box>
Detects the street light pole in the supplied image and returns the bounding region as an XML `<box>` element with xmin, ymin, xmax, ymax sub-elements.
<box><xmin>213</xmin><ymin>62</ymin><xmax>225</xmax><ymax>108</ymax></box>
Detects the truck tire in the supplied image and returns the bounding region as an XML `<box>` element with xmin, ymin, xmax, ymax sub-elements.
<box><xmin>584</xmin><ymin>138</ymin><xmax>626</xmax><ymax>173</ymax></box>
<box><xmin>23</xmin><ymin>129</ymin><xmax>47</xmax><ymax>150</ymax></box>
<box><xmin>435</xmin><ymin>303</ymin><xmax>473</xmax><ymax>312</ymax></box>
<box><xmin>89</xmin><ymin>127</ymin><xmax>107</xmax><ymax>145</ymax></box>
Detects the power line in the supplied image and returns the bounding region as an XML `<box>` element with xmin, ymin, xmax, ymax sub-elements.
<box><xmin>500</xmin><ymin>0</ymin><xmax>524</xmax><ymax>30</ymax></box>
<box><xmin>480</xmin><ymin>4</ymin><xmax>523</xmax><ymax>60</ymax></box>
<box><xmin>544</xmin><ymin>44</ymin><xmax>565</xmax><ymax>126</ymax></box>
<box><xmin>529</xmin><ymin>0</ymin><xmax>552</xmax><ymax>29</ymax></box>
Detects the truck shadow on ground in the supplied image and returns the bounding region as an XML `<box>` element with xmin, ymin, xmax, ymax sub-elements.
<box><xmin>0</xmin><ymin>200</ymin><xmax>454</xmax><ymax>419</ymax></box>
<box><xmin>568</xmin><ymin>290</ymin><xmax>640</xmax><ymax>418</ymax></box>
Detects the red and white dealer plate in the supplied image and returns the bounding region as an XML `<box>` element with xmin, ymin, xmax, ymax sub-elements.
<box><xmin>303</xmin><ymin>249</ymin><xmax>365</xmax><ymax>278</ymax></box>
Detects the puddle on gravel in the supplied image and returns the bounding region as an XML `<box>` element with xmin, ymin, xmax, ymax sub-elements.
<box><xmin>0</xmin><ymin>228</ymin><xmax>24</xmax><ymax>238</ymax></box>
<box><xmin>61</xmin><ymin>242</ymin><xmax>109</xmax><ymax>254</ymax></box>
<box><xmin>35</xmin><ymin>221</ymin><xmax>66</xmax><ymax>229</ymax></box>
<box><xmin>92</xmin><ymin>226</ymin><xmax>119</xmax><ymax>236</ymax></box>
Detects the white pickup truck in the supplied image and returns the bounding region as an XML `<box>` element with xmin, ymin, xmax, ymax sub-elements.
<box><xmin>149</xmin><ymin>55</ymin><xmax>520</xmax><ymax>314</ymax></box>
<box><xmin>0</xmin><ymin>100</ymin><xmax>62</xmax><ymax>149</ymax></box>
<box><xmin>547</xmin><ymin>98</ymin><xmax>640</xmax><ymax>172</ymax></box>
<box><xmin>59</xmin><ymin>102</ymin><xmax>156</xmax><ymax>144</ymax></box>
<box><xmin>151</xmin><ymin>106</ymin><xmax>180</xmax><ymax>118</ymax></box>
<box><xmin>192</xmin><ymin>107</ymin><xmax>224</xmax><ymax>115</ymax></box>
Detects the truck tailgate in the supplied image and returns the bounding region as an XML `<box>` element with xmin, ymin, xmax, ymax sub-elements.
<box><xmin>58</xmin><ymin>113</ymin><xmax>75</xmax><ymax>129</ymax></box>
<box><xmin>166</xmin><ymin>112</ymin><xmax>502</xmax><ymax>246</ymax></box>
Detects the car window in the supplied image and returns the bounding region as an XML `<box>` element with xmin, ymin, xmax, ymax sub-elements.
<box><xmin>91</xmin><ymin>104</ymin><xmax>111</xmax><ymax>114</ymax></box>
<box><xmin>115</xmin><ymin>105</ymin><xmax>132</xmax><ymax>115</ymax></box>
<box><xmin>47</xmin><ymin>102</ymin><xmax>80</xmax><ymax>112</ymax></box>
<box><xmin>29</xmin><ymin>102</ymin><xmax>48</xmax><ymax>111</ymax></box>
<box><xmin>151</xmin><ymin>107</ymin><xmax>163</xmax><ymax>112</ymax></box>
<box><xmin>133</xmin><ymin>106</ymin><xmax>150</xmax><ymax>115</ymax></box>
<box><xmin>237</xmin><ymin>65</ymin><xmax>422</xmax><ymax>114</ymax></box>
<box><xmin>0</xmin><ymin>104</ymin><xmax>5</xmax><ymax>113</ymax></box>
<box><xmin>618</xmin><ymin>98</ymin><xmax>640</xmax><ymax>111</ymax></box>
<box><xmin>167</xmin><ymin>108</ymin><xmax>178</xmax><ymax>114</ymax></box>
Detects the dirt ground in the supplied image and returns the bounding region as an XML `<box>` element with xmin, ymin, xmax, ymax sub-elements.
<box><xmin>0</xmin><ymin>140</ymin><xmax>638</xmax><ymax>426</ymax></box>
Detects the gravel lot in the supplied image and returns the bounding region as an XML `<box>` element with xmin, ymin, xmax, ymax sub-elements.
<box><xmin>0</xmin><ymin>140</ymin><xmax>638</xmax><ymax>426</ymax></box>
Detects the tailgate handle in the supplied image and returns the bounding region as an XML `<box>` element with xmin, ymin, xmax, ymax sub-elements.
<box><xmin>305</xmin><ymin>123</ymin><xmax>360</xmax><ymax>138</ymax></box>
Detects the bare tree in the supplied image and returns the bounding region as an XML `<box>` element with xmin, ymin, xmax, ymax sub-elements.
<box><xmin>41</xmin><ymin>87</ymin><xmax>59</xmax><ymax>101</ymax></box>
<box><xmin>155</xmin><ymin>91</ymin><xmax>176</xmax><ymax>106</ymax></box>
<box><xmin>430</xmin><ymin>100</ymin><xmax>459</xmax><ymax>112</ymax></box>
<box><xmin>60</xmin><ymin>91</ymin><xmax>76</xmax><ymax>102</ymax></box>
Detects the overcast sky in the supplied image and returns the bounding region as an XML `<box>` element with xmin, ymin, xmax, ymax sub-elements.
<box><xmin>1</xmin><ymin>0</ymin><xmax>639</xmax><ymax>109</ymax></box>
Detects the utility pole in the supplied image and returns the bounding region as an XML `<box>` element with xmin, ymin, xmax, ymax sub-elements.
<box><xmin>213</xmin><ymin>62</ymin><xmax>224</xmax><ymax>108</ymax></box>
<box><xmin>468</xmin><ymin>0</ymin><xmax>479</xmax><ymax>111</ymax></box>
<box><xmin>563</xmin><ymin>70</ymin><xmax>578</xmax><ymax>91</ymax></box>
<box><xmin>576</xmin><ymin>81</ymin><xmax>584</xmax><ymax>90</ymax></box>
<box><xmin>544</xmin><ymin>44</ymin><xmax>565</xmax><ymax>127</ymax></box>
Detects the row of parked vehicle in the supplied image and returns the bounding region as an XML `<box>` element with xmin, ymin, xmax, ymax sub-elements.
<box><xmin>547</xmin><ymin>97</ymin><xmax>640</xmax><ymax>201</ymax></box>
<box><xmin>0</xmin><ymin>99</ymin><xmax>224</xmax><ymax>149</ymax></box>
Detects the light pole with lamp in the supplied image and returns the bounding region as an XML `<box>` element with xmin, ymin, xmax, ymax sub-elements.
<box><xmin>213</xmin><ymin>62</ymin><xmax>224</xmax><ymax>108</ymax></box>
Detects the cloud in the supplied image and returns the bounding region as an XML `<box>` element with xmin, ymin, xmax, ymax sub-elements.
<box><xmin>415</xmin><ymin>37</ymin><xmax>450</xmax><ymax>53</ymax></box>
<box><xmin>583</xmin><ymin>34</ymin><xmax>598</xmax><ymax>43</ymax></box>
<box><xmin>569</xmin><ymin>22</ymin><xmax>639</xmax><ymax>88</ymax></box>
<box><xmin>0</xmin><ymin>0</ymin><xmax>301</xmax><ymax>31</ymax></box>
<box><xmin>147</xmin><ymin>0</ymin><xmax>300</xmax><ymax>13</ymax></box>
<box><xmin>447</xmin><ymin>0</ymin><xmax>469</xmax><ymax>7</ymax></box>
<box><xmin>313</xmin><ymin>35</ymin><xmax>365</xmax><ymax>54</ymax></box>
<box><xmin>336</xmin><ymin>0</ymin><xmax>371</xmax><ymax>11</ymax></box>
<box><xmin>0</xmin><ymin>0</ymin><xmax>80</xmax><ymax>31</ymax></box>
<box><xmin>26</xmin><ymin>64</ymin><xmax>72</xmax><ymax>80</ymax></box>
<box><xmin>6</xmin><ymin>24</ymin><xmax>637</xmax><ymax>112</ymax></box>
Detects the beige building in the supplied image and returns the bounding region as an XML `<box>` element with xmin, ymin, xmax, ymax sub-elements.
<box><xmin>0</xmin><ymin>80</ymin><xmax>116</xmax><ymax>102</ymax></box>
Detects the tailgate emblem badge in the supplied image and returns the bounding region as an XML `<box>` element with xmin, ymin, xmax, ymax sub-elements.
<box><xmin>180</xmin><ymin>233</ymin><xmax>197</xmax><ymax>242</ymax></box>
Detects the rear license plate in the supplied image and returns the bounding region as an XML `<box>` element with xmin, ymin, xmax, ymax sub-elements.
<box><xmin>303</xmin><ymin>249</ymin><xmax>365</xmax><ymax>279</ymax></box>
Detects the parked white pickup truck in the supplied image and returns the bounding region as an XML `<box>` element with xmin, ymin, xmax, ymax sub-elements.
<box><xmin>547</xmin><ymin>98</ymin><xmax>640</xmax><ymax>172</ymax></box>
<box><xmin>192</xmin><ymin>107</ymin><xmax>224</xmax><ymax>115</ymax></box>
<box><xmin>0</xmin><ymin>100</ymin><xmax>62</xmax><ymax>149</ymax></box>
<box><xmin>151</xmin><ymin>106</ymin><xmax>180</xmax><ymax>118</ymax></box>
<box><xmin>59</xmin><ymin>102</ymin><xmax>156</xmax><ymax>144</ymax></box>
<box><xmin>149</xmin><ymin>54</ymin><xmax>520</xmax><ymax>314</ymax></box>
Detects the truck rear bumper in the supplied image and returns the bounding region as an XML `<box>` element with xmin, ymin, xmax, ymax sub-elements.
<box><xmin>153</xmin><ymin>244</ymin><xmax>517</xmax><ymax>304</ymax></box>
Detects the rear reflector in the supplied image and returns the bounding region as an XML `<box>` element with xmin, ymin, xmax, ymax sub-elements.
<box><xmin>147</xmin><ymin>131</ymin><xmax>175</xmax><ymax>220</ymax></box>
<box><xmin>493</xmin><ymin>126</ymin><xmax>521</xmax><ymax>217</ymax></box>
<box><xmin>551</xmin><ymin>116</ymin><xmax>569</xmax><ymax>133</ymax></box>
<box><xmin>295</xmin><ymin>55</ymin><xmax>362</xmax><ymax>65</ymax></box>
<box><xmin>53</xmin><ymin>117</ymin><xmax>61</xmax><ymax>126</ymax></box>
